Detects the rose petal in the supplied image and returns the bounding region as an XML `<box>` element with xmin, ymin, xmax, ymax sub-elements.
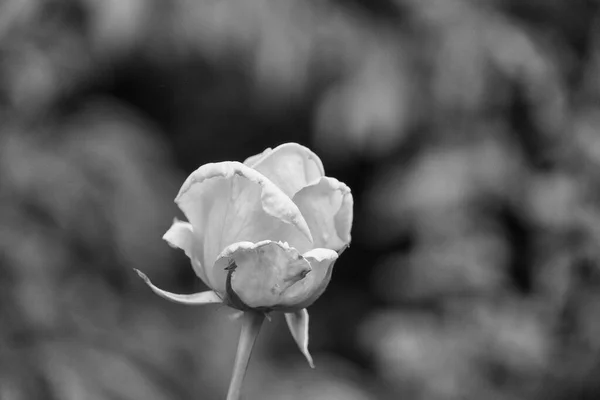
<box><xmin>243</xmin><ymin>147</ymin><xmax>273</xmax><ymax>167</ymax></box>
<box><xmin>251</xmin><ymin>143</ymin><xmax>325</xmax><ymax>198</ymax></box>
<box><xmin>162</xmin><ymin>219</ymin><xmax>209</xmax><ymax>285</ymax></box>
<box><xmin>293</xmin><ymin>177</ymin><xmax>353</xmax><ymax>252</ymax></box>
<box><xmin>285</xmin><ymin>309</ymin><xmax>315</xmax><ymax>368</ymax></box>
<box><xmin>176</xmin><ymin>162</ymin><xmax>313</xmax><ymax>293</ymax></box>
<box><xmin>135</xmin><ymin>269</ymin><xmax>222</xmax><ymax>305</ymax></box>
<box><xmin>277</xmin><ymin>247</ymin><xmax>339</xmax><ymax>309</ymax></box>
<box><xmin>216</xmin><ymin>240</ymin><xmax>312</xmax><ymax>309</ymax></box>
<box><xmin>163</xmin><ymin>219</ymin><xmax>194</xmax><ymax>258</ymax></box>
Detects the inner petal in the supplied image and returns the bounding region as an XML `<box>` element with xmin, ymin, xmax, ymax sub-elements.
<box><xmin>251</xmin><ymin>143</ymin><xmax>325</xmax><ymax>198</ymax></box>
<box><xmin>176</xmin><ymin>162</ymin><xmax>313</xmax><ymax>293</ymax></box>
<box><xmin>293</xmin><ymin>177</ymin><xmax>353</xmax><ymax>252</ymax></box>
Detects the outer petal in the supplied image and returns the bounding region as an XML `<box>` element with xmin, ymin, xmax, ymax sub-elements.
<box><xmin>293</xmin><ymin>177</ymin><xmax>353</xmax><ymax>252</ymax></box>
<box><xmin>162</xmin><ymin>219</ymin><xmax>209</xmax><ymax>285</ymax></box>
<box><xmin>135</xmin><ymin>270</ymin><xmax>222</xmax><ymax>305</ymax></box>
<box><xmin>216</xmin><ymin>240</ymin><xmax>312</xmax><ymax>309</ymax></box>
<box><xmin>250</xmin><ymin>143</ymin><xmax>325</xmax><ymax>198</ymax></box>
<box><xmin>175</xmin><ymin>162</ymin><xmax>313</xmax><ymax>294</ymax></box>
<box><xmin>277</xmin><ymin>248</ymin><xmax>339</xmax><ymax>310</ymax></box>
<box><xmin>285</xmin><ymin>309</ymin><xmax>315</xmax><ymax>368</ymax></box>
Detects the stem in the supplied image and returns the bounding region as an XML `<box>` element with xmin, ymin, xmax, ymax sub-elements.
<box><xmin>226</xmin><ymin>311</ymin><xmax>265</xmax><ymax>400</ymax></box>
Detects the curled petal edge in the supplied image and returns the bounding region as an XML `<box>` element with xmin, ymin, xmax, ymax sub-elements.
<box><xmin>247</xmin><ymin>143</ymin><xmax>325</xmax><ymax>176</ymax></box>
<box><xmin>162</xmin><ymin>219</ymin><xmax>209</xmax><ymax>285</ymax></box>
<box><xmin>175</xmin><ymin>161</ymin><xmax>313</xmax><ymax>243</ymax></box>
<box><xmin>293</xmin><ymin>176</ymin><xmax>353</xmax><ymax>250</ymax></box>
<box><xmin>216</xmin><ymin>239</ymin><xmax>297</xmax><ymax>260</ymax></box>
<box><xmin>250</xmin><ymin>143</ymin><xmax>326</xmax><ymax>197</ymax></box>
<box><xmin>244</xmin><ymin>147</ymin><xmax>273</xmax><ymax>167</ymax></box>
<box><xmin>162</xmin><ymin>219</ymin><xmax>195</xmax><ymax>258</ymax></box>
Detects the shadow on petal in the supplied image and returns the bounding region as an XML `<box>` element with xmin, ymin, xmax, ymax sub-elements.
<box><xmin>276</xmin><ymin>248</ymin><xmax>339</xmax><ymax>310</ymax></box>
<box><xmin>293</xmin><ymin>177</ymin><xmax>353</xmax><ymax>252</ymax></box>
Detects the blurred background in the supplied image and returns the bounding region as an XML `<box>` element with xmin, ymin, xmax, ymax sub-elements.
<box><xmin>2</xmin><ymin>0</ymin><xmax>600</xmax><ymax>399</ymax></box>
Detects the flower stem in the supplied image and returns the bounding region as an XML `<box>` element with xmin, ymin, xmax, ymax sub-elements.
<box><xmin>226</xmin><ymin>311</ymin><xmax>265</xmax><ymax>400</ymax></box>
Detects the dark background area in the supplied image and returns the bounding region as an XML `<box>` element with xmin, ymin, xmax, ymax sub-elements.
<box><xmin>2</xmin><ymin>0</ymin><xmax>600</xmax><ymax>399</ymax></box>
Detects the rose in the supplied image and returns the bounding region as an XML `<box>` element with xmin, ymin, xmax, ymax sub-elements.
<box><xmin>135</xmin><ymin>143</ymin><xmax>352</xmax><ymax>394</ymax></box>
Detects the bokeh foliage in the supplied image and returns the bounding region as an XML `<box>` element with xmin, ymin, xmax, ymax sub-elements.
<box><xmin>2</xmin><ymin>0</ymin><xmax>600</xmax><ymax>399</ymax></box>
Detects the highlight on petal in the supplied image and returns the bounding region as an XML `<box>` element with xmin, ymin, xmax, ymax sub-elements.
<box><xmin>285</xmin><ymin>309</ymin><xmax>315</xmax><ymax>368</ymax></box>
<box><xmin>162</xmin><ymin>219</ymin><xmax>209</xmax><ymax>285</ymax></box>
<box><xmin>216</xmin><ymin>240</ymin><xmax>312</xmax><ymax>309</ymax></box>
<box><xmin>135</xmin><ymin>269</ymin><xmax>222</xmax><ymax>305</ymax></box>
<box><xmin>243</xmin><ymin>147</ymin><xmax>273</xmax><ymax>167</ymax></box>
<box><xmin>175</xmin><ymin>162</ymin><xmax>313</xmax><ymax>294</ymax></box>
<box><xmin>293</xmin><ymin>177</ymin><xmax>353</xmax><ymax>252</ymax></box>
<box><xmin>277</xmin><ymin>248</ymin><xmax>339</xmax><ymax>310</ymax></box>
<box><xmin>251</xmin><ymin>143</ymin><xmax>325</xmax><ymax>198</ymax></box>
